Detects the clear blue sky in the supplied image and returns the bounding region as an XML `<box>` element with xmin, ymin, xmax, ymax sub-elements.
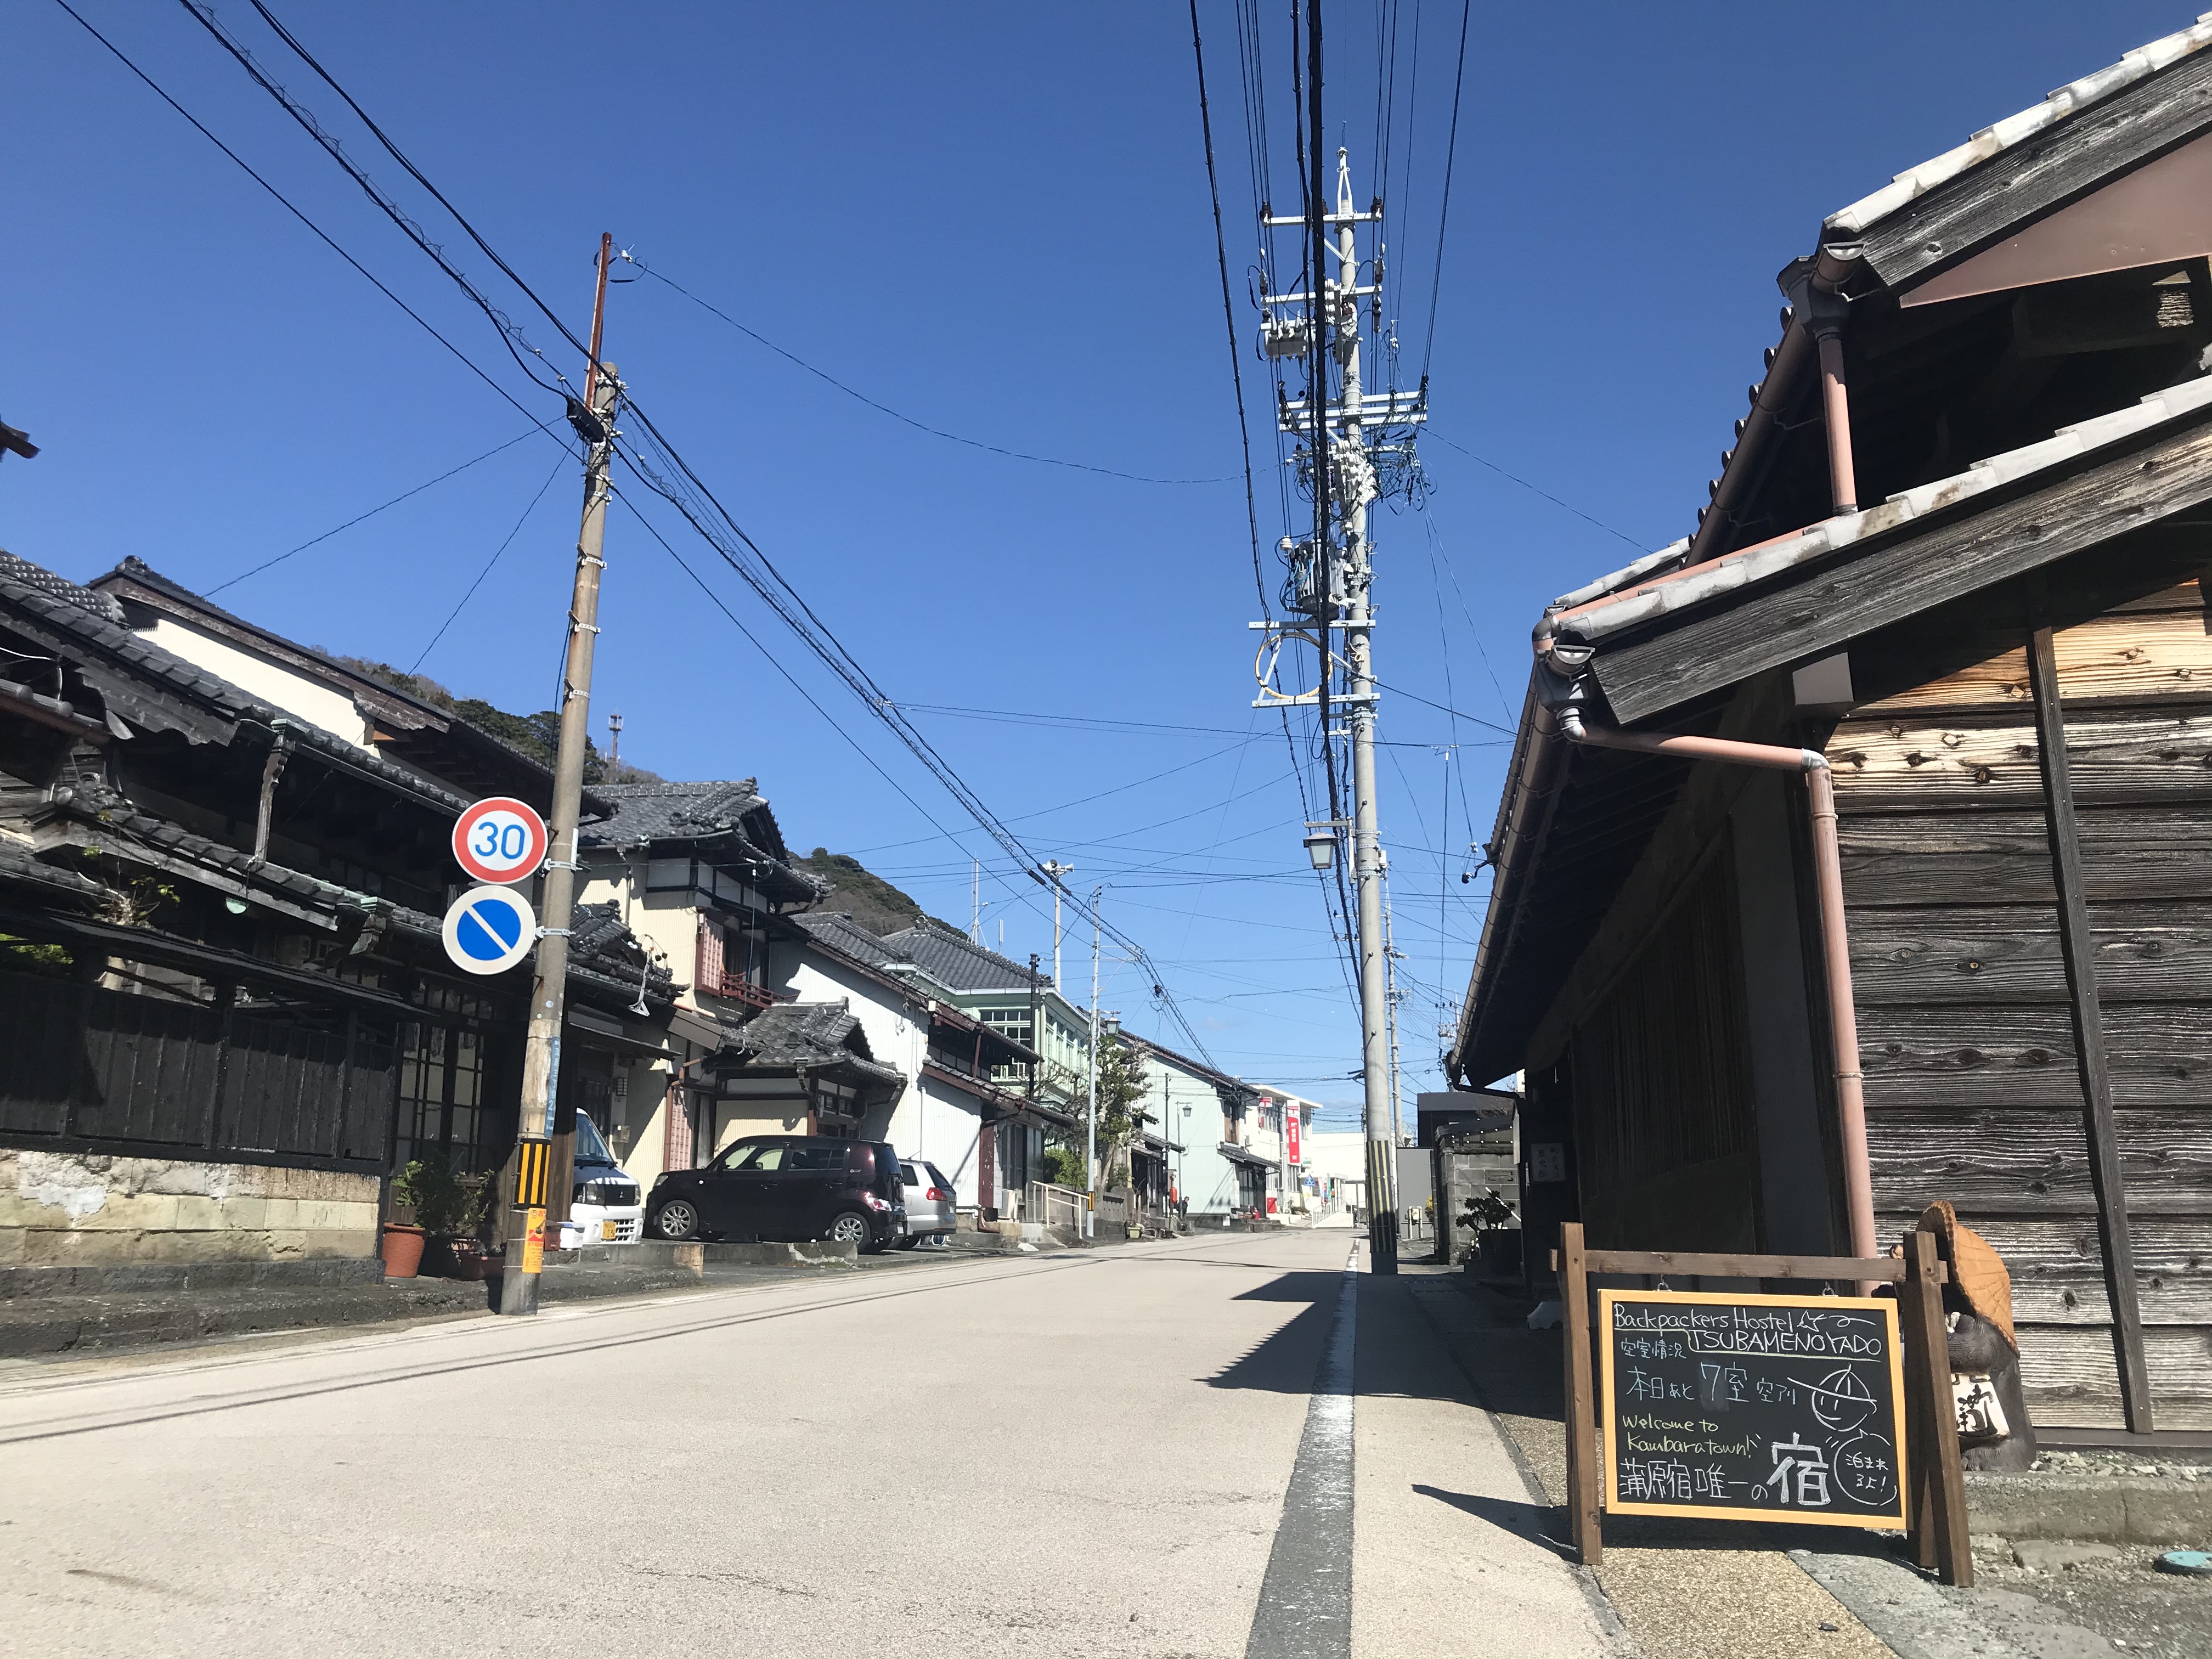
<box><xmin>4</xmin><ymin>2</ymin><xmax>2193</xmax><ymax>1116</ymax></box>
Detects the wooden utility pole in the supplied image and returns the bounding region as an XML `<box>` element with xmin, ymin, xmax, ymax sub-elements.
<box><xmin>497</xmin><ymin>232</ymin><xmax>618</xmax><ymax>1317</ymax></box>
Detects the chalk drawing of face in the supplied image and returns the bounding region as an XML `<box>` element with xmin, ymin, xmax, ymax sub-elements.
<box><xmin>1809</xmin><ymin>1367</ymin><xmax>1877</xmax><ymax>1434</ymax></box>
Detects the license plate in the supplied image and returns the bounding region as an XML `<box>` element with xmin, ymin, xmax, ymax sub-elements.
<box><xmin>601</xmin><ymin>1221</ymin><xmax>619</xmax><ymax>1240</ymax></box>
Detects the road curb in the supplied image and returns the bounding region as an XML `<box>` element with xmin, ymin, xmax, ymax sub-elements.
<box><xmin>1966</xmin><ymin>1471</ymin><xmax>2212</xmax><ymax>1544</ymax></box>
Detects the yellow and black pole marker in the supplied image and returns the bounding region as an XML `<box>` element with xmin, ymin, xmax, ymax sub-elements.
<box><xmin>498</xmin><ymin>234</ymin><xmax>618</xmax><ymax>1317</ymax></box>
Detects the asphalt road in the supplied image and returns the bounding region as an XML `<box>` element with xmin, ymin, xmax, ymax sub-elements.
<box><xmin>0</xmin><ymin>1229</ymin><xmax>1621</xmax><ymax>1658</ymax></box>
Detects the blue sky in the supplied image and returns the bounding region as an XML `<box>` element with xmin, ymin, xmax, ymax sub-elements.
<box><xmin>3</xmin><ymin>2</ymin><xmax>2193</xmax><ymax>1117</ymax></box>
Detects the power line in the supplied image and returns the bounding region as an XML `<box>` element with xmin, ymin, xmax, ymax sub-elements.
<box><xmin>210</xmin><ymin>426</ymin><xmax>550</xmax><ymax>596</ymax></box>
<box><xmin>1425</xmin><ymin>431</ymin><xmax>1645</xmax><ymax>549</ymax></box>
<box><xmin>1188</xmin><ymin>0</ymin><xmax>1271</xmax><ymax>605</ymax></box>
<box><xmin>627</xmin><ymin>259</ymin><xmax>1232</xmax><ymax>487</ymax></box>
<box><xmin>194</xmin><ymin>0</ymin><xmax>1248</xmax><ymax>1071</ymax></box>
<box><xmin>53</xmin><ymin>1</ymin><xmax>555</xmax><ymax>437</ymax></box>
<box><xmin>1420</xmin><ymin>0</ymin><xmax>1471</xmax><ymax>381</ymax></box>
<box><xmin>411</xmin><ymin>453</ymin><xmax>568</xmax><ymax>672</ymax></box>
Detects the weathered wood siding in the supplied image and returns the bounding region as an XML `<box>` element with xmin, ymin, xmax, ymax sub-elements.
<box><xmin>1835</xmin><ymin>579</ymin><xmax>2212</xmax><ymax>1429</ymax></box>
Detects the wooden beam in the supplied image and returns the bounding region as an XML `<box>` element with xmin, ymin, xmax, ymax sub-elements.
<box><xmin>1557</xmin><ymin>1220</ymin><xmax>1602</xmax><ymax>1564</ymax></box>
<box><xmin>1857</xmin><ymin>48</ymin><xmax>2212</xmax><ymax>292</ymax></box>
<box><xmin>2029</xmin><ymin>621</ymin><xmax>2156</xmax><ymax>1432</ymax></box>
<box><xmin>1592</xmin><ymin>414</ymin><xmax>2212</xmax><ymax>725</ymax></box>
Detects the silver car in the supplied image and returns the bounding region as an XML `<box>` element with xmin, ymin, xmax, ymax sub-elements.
<box><xmin>898</xmin><ymin>1159</ymin><xmax>956</xmax><ymax>1248</ymax></box>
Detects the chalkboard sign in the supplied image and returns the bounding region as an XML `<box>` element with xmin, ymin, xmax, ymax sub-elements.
<box><xmin>1598</xmin><ymin>1290</ymin><xmax>1909</xmax><ymax>1529</ymax></box>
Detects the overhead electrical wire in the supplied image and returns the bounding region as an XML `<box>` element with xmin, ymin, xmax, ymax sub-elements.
<box><xmin>627</xmin><ymin>258</ymin><xmax>1232</xmax><ymax>488</ymax></box>
<box><xmin>149</xmin><ymin>0</ymin><xmax>1235</xmax><ymax>1068</ymax></box>
<box><xmin>1199</xmin><ymin>0</ymin><xmax>1359</xmax><ymax>1017</ymax></box>
<box><xmin>411</xmin><ymin>453</ymin><xmax>568</xmax><ymax>672</ymax></box>
<box><xmin>1420</xmin><ymin>0</ymin><xmax>1472</xmax><ymax>382</ymax></box>
<box><xmin>208</xmin><ymin>424</ymin><xmax>552</xmax><ymax>596</ymax></box>
<box><xmin>1425</xmin><ymin>430</ymin><xmax>1645</xmax><ymax>548</ymax></box>
<box><xmin>51</xmin><ymin>1</ymin><xmax>559</xmax><ymax>443</ymax></box>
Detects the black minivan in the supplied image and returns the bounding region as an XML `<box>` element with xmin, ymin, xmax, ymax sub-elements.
<box><xmin>648</xmin><ymin>1137</ymin><xmax>905</xmax><ymax>1253</ymax></box>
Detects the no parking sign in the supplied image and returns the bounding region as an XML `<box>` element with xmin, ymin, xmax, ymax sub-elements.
<box><xmin>441</xmin><ymin>885</ymin><xmax>539</xmax><ymax>976</ymax></box>
<box><xmin>453</xmin><ymin>796</ymin><xmax>549</xmax><ymax>885</ymax></box>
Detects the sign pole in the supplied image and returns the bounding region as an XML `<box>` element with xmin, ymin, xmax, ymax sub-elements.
<box><xmin>498</xmin><ymin>233</ymin><xmax>617</xmax><ymax>1318</ymax></box>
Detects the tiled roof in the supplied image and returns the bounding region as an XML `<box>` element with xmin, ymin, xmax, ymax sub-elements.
<box><xmin>95</xmin><ymin>557</ymin><xmax>585</xmax><ymax>808</ymax></box>
<box><xmin>0</xmin><ymin>555</ymin><xmax>470</xmax><ymax>810</ymax></box>
<box><xmin>1557</xmin><ymin>370</ymin><xmax>2212</xmax><ymax>644</ymax></box>
<box><xmin>877</xmin><ymin>918</ymin><xmax>1044</xmax><ymax>992</ymax></box>
<box><xmin>0</xmin><ymin>550</ymin><xmax>125</xmax><ymax>625</ymax></box>
<box><xmin>722</xmin><ymin>999</ymin><xmax>903</xmax><ymax>1087</ymax></box>
<box><xmin>588</xmin><ymin>779</ymin><xmax>765</xmax><ymax>842</ymax></box>
<box><xmin>1827</xmin><ymin>15</ymin><xmax>2212</xmax><ymax>236</ymax></box>
<box><xmin>789</xmin><ymin>910</ymin><xmax>902</xmax><ymax>968</ymax></box>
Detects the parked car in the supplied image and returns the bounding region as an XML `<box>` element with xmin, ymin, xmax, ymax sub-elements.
<box><xmin>897</xmin><ymin>1159</ymin><xmax>957</xmax><ymax>1248</ymax></box>
<box><xmin>649</xmin><ymin>1137</ymin><xmax>904</xmax><ymax>1252</ymax></box>
<box><xmin>568</xmin><ymin>1111</ymin><xmax>644</xmax><ymax>1244</ymax></box>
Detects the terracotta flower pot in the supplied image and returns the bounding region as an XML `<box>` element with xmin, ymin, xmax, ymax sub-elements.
<box><xmin>381</xmin><ymin>1222</ymin><xmax>427</xmax><ymax>1279</ymax></box>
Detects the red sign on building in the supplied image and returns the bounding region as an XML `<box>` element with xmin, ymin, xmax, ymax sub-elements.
<box><xmin>1286</xmin><ymin>1104</ymin><xmax>1301</xmax><ymax>1165</ymax></box>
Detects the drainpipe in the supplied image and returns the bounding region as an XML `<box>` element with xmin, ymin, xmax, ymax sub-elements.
<box><xmin>1554</xmin><ymin>707</ymin><xmax>1877</xmax><ymax>1272</ymax></box>
<box><xmin>1782</xmin><ymin>244</ymin><xmax>1865</xmax><ymax>516</ymax></box>
<box><xmin>250</xmin><ymin>735</ymin><xmax>293</xmax><ymax>867</ymax></box>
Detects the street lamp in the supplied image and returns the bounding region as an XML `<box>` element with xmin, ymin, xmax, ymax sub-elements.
<box><xmin>1303</xmin><ymin>822</ymin><xmax>1342</xmax><ymax>871</ymax></box>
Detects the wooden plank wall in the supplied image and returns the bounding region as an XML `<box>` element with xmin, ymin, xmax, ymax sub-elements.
<box><xmin>1834</xmin><ymin>580</ymin><xmax>2212</xmax><ymax>1430</ymax></box>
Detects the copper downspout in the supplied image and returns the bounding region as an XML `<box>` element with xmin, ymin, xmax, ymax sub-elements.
<box><xmin>1557</xmin><ymin>710</ymin><xmax>1877</xmax><ymax>1270</ymax></box>
<box><xmin>1817</xmin><ymin>333</ymin><xmax>1859</xmax><ymax>514</ymax></box>
<box><xmin>1784</xmin><ymin>244</ymin><xmax>1866</xmax><ymax>517</ymax></box>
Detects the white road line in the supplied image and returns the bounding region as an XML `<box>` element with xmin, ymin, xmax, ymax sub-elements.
<box><xmin>1244</xmin><ymin>1242</ymin><xmax>1359</xmax><ymax>1659</ymax></box>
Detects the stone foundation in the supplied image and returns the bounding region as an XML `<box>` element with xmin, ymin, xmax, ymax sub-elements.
<box><xmin>0</xmin><ymin>1149</ymin><xmax>380</xmax><ymax>1266</ymax></box>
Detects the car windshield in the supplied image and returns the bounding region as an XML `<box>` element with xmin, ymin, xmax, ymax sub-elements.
<box><xmin>924</xmin><ymin>1162</ymin><xmax>951</xmax><ymax>1191</ymax></box>
<box><xmin>574</xmin><ymin>1111</ymin><xmax>613</xmax><ymax>1164</ymax></box>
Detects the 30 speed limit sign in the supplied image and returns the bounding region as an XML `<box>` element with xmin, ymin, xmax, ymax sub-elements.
<box><xmin>452</xmin><ymin>796</ymin><xmax>550</xmax><ymax>885</ymax></box>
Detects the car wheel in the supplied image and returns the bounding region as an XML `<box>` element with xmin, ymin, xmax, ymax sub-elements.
<box><xmin>654</xmin><ymin>1198</ymin><xmax>702</xmax><ymax>1242</ymax></box>
<box><xmin>893</xmin><ymin>1234</ymin><xmax>919</xmax><ymax>1250</ymax></box>
<box><xmin>825</xmin><ymin>1211</ymin><xmax>872</xmax><ymax>1250</ymax></box>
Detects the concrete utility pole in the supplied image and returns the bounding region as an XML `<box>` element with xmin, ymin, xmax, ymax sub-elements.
<box><xmin>1086</xmin><ymin>885</ymin><xmax>1101</xmax><ymax>1239</ymax></box>
<box><xmin>1334</xmin><ymin>148</ymin><xmax>1400</xmax><ymax>1275</ymax></box>
<box><xmin>1041</xmin><ymin>860</ymin><xmax>1072</xmax><ymax>986</ymax></box>
<box><xmin>1254</xmin><ymin>131</ymin><xmax>1421</xmax><ymax>1271</ymax></box>
<box><xmin>499</xmin><ymin>232</ymin><xmax>619</xmax><ymax>1319</ymax></box>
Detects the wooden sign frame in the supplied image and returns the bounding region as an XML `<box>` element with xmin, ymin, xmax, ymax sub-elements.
<box><xmin>1596</xmin><ymin>1289</ymin><xmax>1909</xmax><ymax>1528</ymax></box>
<box><xmin>1552</xmin><ymin>1220</ymin><xmax>1972</xmax><ymax>1585</ymax></box>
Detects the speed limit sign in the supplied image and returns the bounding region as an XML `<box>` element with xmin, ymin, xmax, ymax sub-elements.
<box><xmin>452</xmin><ymin>796</ymin><xmax>550</xmax><ymax>885</ymax></box>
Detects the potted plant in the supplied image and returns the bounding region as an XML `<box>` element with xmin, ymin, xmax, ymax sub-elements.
<box><xmin>382</xmin><ymin>1163</ymin><xmax>428</xmax><ymax>1279</ymax></box>
<box><xmin>407</xmin><ymin>1156</ymin><xmax>490</xmax><ymax>1279</ymax></box>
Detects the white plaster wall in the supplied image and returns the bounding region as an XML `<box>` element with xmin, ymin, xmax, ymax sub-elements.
<box><xmin>138</xmin><ymin>618</ymin><xmax>373</xmax><ymax>751</ymax></box>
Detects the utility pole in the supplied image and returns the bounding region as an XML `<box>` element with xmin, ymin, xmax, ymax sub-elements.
<box><xmin>1041</xmin><ymin>860</ymin><xmax>1072</xmax><ymax>986</ymax></box>
<box><xmin>498</xmin><ymin>232</ymin><xmax>618</xmax><ymax>1319</ymax></box>
<box><xmin>1086</xmin><ymin>885</ymin><xmax>1101</xmax><ymax>1239</ymax></box>
<box><xmin>607</xmin><ymin>710</ymin><xmax>623</xmax><ymax>771</ymax></box>
<box><xmin>1026</xmin><ymin>953</ymin><xmax>1041</xmax><ymax>1103</ymax></box>
<box><xmin>970</xmin><ymin>859</ymin><xmax>983</xmax><ymax>943</ymax></box>
<box><xmin>1253</xmin><ymin>140</ymin><xmax>1421</xmax><ymax>1272</ymax></box>
<box><xmin>1332</xmin><ymin>148</ymin><xmax>1398</xmax><ymax>1274</ymax></box>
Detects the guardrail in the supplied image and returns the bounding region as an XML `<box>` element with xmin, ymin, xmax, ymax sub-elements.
<box><xmin>1025</xmin><ymin>1180</ymin><xmax>1087</xmax><ymax>1233</ymax></box>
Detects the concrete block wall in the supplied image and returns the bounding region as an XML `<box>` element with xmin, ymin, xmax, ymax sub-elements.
<box><xmin>0</xmin><ymin>1149</ymin><xmax>380</xmax><ymax>1266</ymax></box>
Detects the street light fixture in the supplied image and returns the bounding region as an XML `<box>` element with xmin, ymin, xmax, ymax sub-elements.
<box><xmin>1303</xmin><ymin>821</ymin><xmax>1344</xmax><ymax>871</ymax></box>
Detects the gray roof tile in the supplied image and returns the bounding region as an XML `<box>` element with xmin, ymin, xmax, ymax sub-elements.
<box><xmin>877</xmin><ymin>918</ymin><xmax>1045</xmax><ymax>992</ymax></box>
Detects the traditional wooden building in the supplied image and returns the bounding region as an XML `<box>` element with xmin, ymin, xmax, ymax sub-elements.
<box><xmin>0</xmin><ymin>551</ymin><xmax>670</xmax><ymax>1272</ymax></box>
<box><xmin>1453</xmin><ymin>18</ymin><xmax>2212</xmax><ymax>1443</ymax></box>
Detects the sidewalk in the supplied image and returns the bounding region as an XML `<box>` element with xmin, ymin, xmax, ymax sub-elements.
<box><xmin>1403</xmin><ymin>1261</ymin><xmax>2203</xmax><ymax>1659</ymax></box>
